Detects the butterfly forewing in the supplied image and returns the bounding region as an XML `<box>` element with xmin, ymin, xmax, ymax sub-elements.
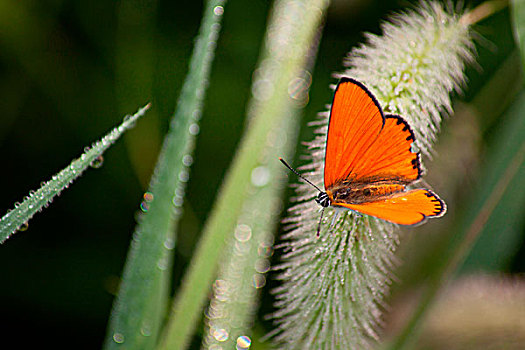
<box><xmin>324</xmin><ymin>78</ymin><xmax>385</xmax><ymax>189</ymax></box>
<box><xmin>350</xmin><ymin>115</ymin><xmax>421</xmax><ymax>182</ymax></box>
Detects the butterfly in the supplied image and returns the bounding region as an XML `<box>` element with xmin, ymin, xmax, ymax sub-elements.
<box><xmin>280</xmin><ymin>77</ymin><xmax>446</xmax><ymax>235</ymax></box>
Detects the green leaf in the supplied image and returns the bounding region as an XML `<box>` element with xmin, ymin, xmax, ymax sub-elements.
<box><xmin>103</xmin><ymin>0</ymin><xmax>226</xmax><ymax>349</ymax></box>
<box><xmin>0</xmin><ymin>104</ymin><xmax>150</xmax><ymax>244</ymax></box>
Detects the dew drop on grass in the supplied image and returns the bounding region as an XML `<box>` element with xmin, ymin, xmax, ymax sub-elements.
<box><xmin>157</xmin><ymin>256</ymin><xmax>169</xmax><ymax>271</ymax></box>
<box><xmin>252</xmin><ymin>274</ymin><xmax>266</xmax><ymax>289</ymax></box>
<box><xmin>113</xmin><ymin>333</ymin><xmax>124</xmax><ymax>344</ymax></box>
<box><xmin>255</xmin><ymin>258</ymin><xmax>270</xmax><ymax>273</ymax></box>
<box><xmin>178</xmin><ymin>170</ymin><xmax>190</xmax><ymax>182</ymax></box>
<box><xmin>164</xmin><ymin>237</ymin><xmax>175</xmax><ymax>250</ymax></box>
<box><xmin>140</xmin><ymin>201</ymin><xmax>150</xmax><ymax>212</ymax></box>
<box><xmin>213</xmin><ymin>5</ymin><xmax>224</xmax><ymax>16</ymax></box>
<box><xmin>236</xmin><ymin>335</ymin><xmax>251</xmax><ymax>349</ymax></box>
<box><xmin>211</xmin><ymin>326</ymin><xmax>229</xmax><ymax>342</ymax></box>
<box><xmin>234</xmin><ymin>224</ymin><xmax>252</xmax><ymax>242</ymax></box>
<box><xmin>250</xmin><ymin>166</ymin><xmax>270</xmax><ymax>187</ymax></box>
<box><xmin>140</xmin><ymin>321</ymin><xmax>152</xmax><ymax>337</ymax></box>
<box><xmin>182</xmin><ymin>154</ymin><xmax>193</xmax><ymax>166</ymax></box>
<box><xmin>90</xmin><ymin>155</ymin><xmax>104</xmax><ymax>168</ymax></box>
<box><xmin>189</xmin><ymin>123</ymin><xmax>200</xmax><ymax>135</ymax></box>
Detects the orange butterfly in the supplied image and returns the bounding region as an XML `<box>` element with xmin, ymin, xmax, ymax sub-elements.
<box><xmin>281</xmin><ymin>77</ymin><xmax>446</xmax><ymax>234</ymax></box>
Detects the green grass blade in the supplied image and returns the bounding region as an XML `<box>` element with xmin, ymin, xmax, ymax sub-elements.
<box><xmin>512</xmin><ymin>0</ymin><xmax>525</xmax><ymax>72</ymax></box>
<box><xmin>460</xmin><ymin>90</ymin><xmax>525</xmax><ymax>271</ymax></box>
<box><xmin>201</xmin><ymin>2</ymin><xmax>325</xmax><ymax>347</ymax></box>
<box><xmin>103</xmin><ymin>0</ymin><xmax>225</xmax><ymax>349</ymax></box>
<box><xmin>159</xmin><ymin>0</ymin><xmax>329</xmax><ymax>349</ymax></box>
<box><xmin>0</xmin><ymin>104</ymin><xmax>151</xmax><ymax>244</ymax></box>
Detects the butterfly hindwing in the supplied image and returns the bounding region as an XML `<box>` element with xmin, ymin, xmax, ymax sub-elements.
<box><xmin>333</xmin><ymin>189</ymin><xmax>446</xmax><ymax>225</ymax></box>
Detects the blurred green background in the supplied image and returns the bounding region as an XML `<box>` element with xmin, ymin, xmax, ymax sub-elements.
<box><xmin>0</xmin><ymin>0</ymin><xmax>523</xmax><ymax>349</ymax></box>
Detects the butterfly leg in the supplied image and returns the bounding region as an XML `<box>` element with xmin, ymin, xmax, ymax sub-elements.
<box><xmin>329</xmin><ymin>210</ymin><xmax>340</xmax><ymax>231</ymax></box>
<box><xmin>316</xmin><ymin>207</ymin><xmax>326</xmax><ymax>238</ymax></box>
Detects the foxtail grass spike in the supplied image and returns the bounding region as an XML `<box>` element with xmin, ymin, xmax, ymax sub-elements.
<box><xmin>271</xmin><ymin>2</ymin><xmax>475</xmax><ymax>349</ymax></box>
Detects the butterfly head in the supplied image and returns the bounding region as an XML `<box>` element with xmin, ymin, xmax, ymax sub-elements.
<box><xmin>315</xmin><ymin>191</ymin><xmax>331</xmax><ymax>208</ymax></box>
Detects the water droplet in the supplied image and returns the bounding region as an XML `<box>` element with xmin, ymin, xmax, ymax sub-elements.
<box><xmin>17</xmin><ymin>222</ymin><xmax>29</xmax><ymax>232</ymax></box>
<box><xmin>164</xmin><ymin>237</ymin><xmax>175</xmax><ymax>250</ymax></box>
<box><xmin>189</xmin><ymin>123</ymin><xmax>200</xmax><ymax>135</ymax></box>
<box><xmin>234</xmin><ymin>224</ymin><xmax>252</xmax><ymax>242</ymax></box>
<box><xmin>172</xmin><ymin>195</ymin><xmax>184</xmax><ymax>207</ymax></box>
<box><xmin>140</xmin><ymin>322</ymin><xmax>152</xmax><ymax>337</ymax></box>
<box><xmin>255</xmin><ymin>258</ymin><xmax>270</xmax><ymax>273</ymax></box>
<box><xmin>178</xmin><ymin>170</ymin><xmax>190</xmax><ymax>182</ymax></box>
<box><xmin>257</xmin><ymin>244</ymin><xmax>273</xmax><ymax>257</ymax></box>
<box><xmin>175</xmin><ymin>186</ymin><xmax>185</xmax><ymax>197</ymax></box>
<box><xmin>288</xmin><ymin>73</ymin><xmax>311</xmax><ymax>106</ymax></box>
<box><xmin>213</xmin><ymin>5</ymin><xmax>224</xmax><ymax>16</ymax></box>
<box><xmin>250</xmin><ymin>166</ymin><xmax>270</xmax><ymax>187</ymax></box>
<box><xmin>90</xmin><ymin>155</ymin><xmax>104</xmax><ymax>168</ymax></box>
<box><xmin>182</xmin><ymin>155</ymin><xmax>193</xmax><ymax>166</ymax></box>
<box><xmin>140</xmin><ymin>201</ymin><xmax>150</xmax><ymax>212</ymax></box>
<box><xmin>252</xmin><ymin>274</ymin><xmax>266</xmax><ymax>289</ymax></box>
<box><xmin>236</xmin><ymin>335</ymin><xmax>251</xmax><ymax>349</ymax></box>
<box><xmin>113</xmin><ymin>333</ymin><xmax>125</xmax><ymax>343</ymax></box>
<box><xmin>157</xmin><ymin>256</ymin><xmax>169</xmax><ymax>270</ymax></box>
<box><xmin>211</xmin><ymin>326</ymin><xmax>229</xmax><ymax>342</ymax></box>
<box><xmin>209</xmin><ymin>345</ymin><xmax>223</xmax><ymax>350</ymax></box>
<box><xmin>143</xmin><ymin>192</ymin><xmax>154</xmax><ymax>202</ymax></box>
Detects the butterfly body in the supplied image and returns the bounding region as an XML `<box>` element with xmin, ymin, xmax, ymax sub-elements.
<box><xmin>327</xmin><ymin>181</ymin><xmax>407</xmax><ymax>205</ymax></box>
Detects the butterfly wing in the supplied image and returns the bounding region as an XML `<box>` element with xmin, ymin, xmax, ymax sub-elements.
<box><xmin>334</xmin><ymin>189</ymin><xmax>446</xmax><ymax>225</ymax></box>
<box><xmin>324</xmin><ymin>78</ymin><xmax>385</xmax><ymax>189</ymax></box>
<box><xmin>351</xmin><ymin>114</ymin><xmax>421</xmax><ymax>182</ymax></box>
<box><xmin>324</xmin><ymin>78</ymin><xmax>421</xmax><ymax>189</ymax></box>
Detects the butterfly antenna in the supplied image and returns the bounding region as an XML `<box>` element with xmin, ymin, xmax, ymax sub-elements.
<box><xmin>279</xmin><ymin>158</ymin><xmax>323</xmax><ymax>193</ymax></box>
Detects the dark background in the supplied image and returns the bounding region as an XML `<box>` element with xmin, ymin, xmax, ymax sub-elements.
<box><xmin>0</xmin><ymin>0</ymin><xmax>522</xmax><ymax>348</ymax></box>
